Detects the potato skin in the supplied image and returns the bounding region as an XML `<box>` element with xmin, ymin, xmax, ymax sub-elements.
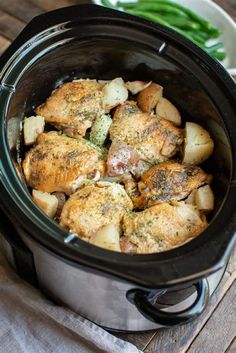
<box><xmin>156</xmin><ymin>98</ymin><xmax>181</xmax><ymax>126</ymax></box>
<box><xmin>183</xmin><ymin>122</ymin><xmax>214</xmax><ymax>165</ymax></box>
<box><xmin>195</xmin><ymin>185</ymin><xmax>214</xmax><ymax>211</ymax></box>
<box><xmin>137</xmin><ymin>83</ymin><xmax>163</xmax><ymax>113</ymax></box>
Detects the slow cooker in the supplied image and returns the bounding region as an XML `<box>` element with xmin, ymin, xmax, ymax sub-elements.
<box><xmin>0</xmin><ymin>4</ymin><xmax>235</xmax><ymax>332</ymax></box>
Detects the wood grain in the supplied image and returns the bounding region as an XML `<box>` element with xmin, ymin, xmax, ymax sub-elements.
<box><xmin>0</xmin><ymin>9</ymin><xmax>25</xmax><ymax>41</ymax></box>
<box><xmin>187</xmin><ymin>281</ymin><xmax>236</xmax><ymax>353</ymax></box>
<box><xmin>28</xmin><ymin>0</ymin><xmax>79</xmax><ymax>11</ymax></box>
<box><xmin>115</xmin><ymin>331</ymin><xmax>156</xmax><ymax>351</ymax></box>
<box><xmin>226</xmin><ymin>338</ymin><xmax>236</xmax><ymax>353</ymax></box>
<box><xmin>0</xmin><ymin>0</ymin><xmax>43</xmax><ymax>23</ymax></box>
<box><xmin>215</xmin><ymin>0</ymin><xmax>236</xmax><ymax>20</ymax></box>
<box><xmin>0</xmin><ymin>36</ymin><xmax>11</xmax><ymax>54</ymax></box>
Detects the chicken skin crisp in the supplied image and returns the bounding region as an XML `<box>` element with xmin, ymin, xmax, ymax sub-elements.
<box><xmin>122</xmin><ymin>202</ymin><xmax>207</xmax><ymax>254</ymax></box>
<box><xmin>109</xmin><ymin>101</ymin><xmax>183</xmax><ymax>165</ymax></box>
<box><xmin>22</xmin><ymin>132</ymin><xmax>105</xmax><ymax>195</ymax></box>
<box><xmin>35</xmin><ymin>81</ymin><xmax>104</xmax><ymax>137</ymax></box>
<box><xmin>60</xmin><ymin>182</ymin><xmax>133</xmax><ymax>239</ymax></box>
<box><xmin>134</xmin><ymin>161</ymin><xmax>212</xmax><ymax>208</ymax></box>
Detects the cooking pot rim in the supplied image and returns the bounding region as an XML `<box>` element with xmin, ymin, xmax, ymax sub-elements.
<box><xmin>0</xmin><ymin>4</ymin><xmax>236</xmax><ymax>288</ymax></box>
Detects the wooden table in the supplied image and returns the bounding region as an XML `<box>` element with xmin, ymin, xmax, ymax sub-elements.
<box><xmin>0</xmin><ymin>1</ymin><xmax>235</xmax><ymax>352</ymax></box>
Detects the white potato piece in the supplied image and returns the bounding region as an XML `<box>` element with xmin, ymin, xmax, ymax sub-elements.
<box><xmin>91</xmin><ymin>224</ymin><xmax>121</xmax><ymax>252</ymax></box>
<box><xmin>125</xmin><ymin>81</ymin><xmax>152</xmax><ymax>95</ymax></box>
<box><xmin>24</xmin><ymin>116</ymin><xmax>45</xmax><ymax>146</ymax></box>
<box><xmin>183</xmin><ymin>122</ymin><xmax>214</xmax><ymax>165</ymax></box>
<box><xmin>102</xmin><ymin>77</ymin><xmax>129</xmax><ymax>111</ymax></box>
<box><xmin>185</xmin><ymin>189</ymin><xmax>197</xmax><ymax>206</ymax></box>
<box><xmin>195</xmin><ymin>185</ymin><xmax>214</xmax><ymax>211</ymax></box>
<box><xmin>156</xmin><ymin>97</ymin><xmax>181</xmax><ymax>126</ymax></box>
<box><xmin>137</xmin><ymin>83</ymin><xmax>163</xmax><ymax>113</ymax></box>
<box><xmin>32</xmin><ymin>190</ymin><xmax>58</xmax><ymax>218</ymax></box>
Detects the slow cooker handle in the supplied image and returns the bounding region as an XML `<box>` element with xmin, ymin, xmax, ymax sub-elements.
<box><xmin>127</xmin><ymin>279</ymin><xmax>209</xmax><ymax>326</ymax></box>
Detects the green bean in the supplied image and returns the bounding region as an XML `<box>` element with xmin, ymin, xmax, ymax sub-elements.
<box><xmin>157</xmin><ymin>15</ymin><xmax>201</xmax><ymax>31</ymax></box>
<box><xmin>183</xmin><ymin>31</ymin><xmax>206</xmax><ymax>46</ymax></box>
<box><xmin>118</xmin><ymin>3</ymin><xmax>190</xmax><ymax>17</ymax></box>
<box><xmin>209</xmin><ymin>51</ymin><xmax>226</xmax><ymax>60</ymax></box>
<box><xmin>126</xmin><ymin>9</ymin><xmax>203</xmax><ymax>46</ymax></box>
<box><xmin>136</xmin><ymin>0</ymin><xmax>220</xmax><ymax>33</ymax></box>
<box><xmin>101</xmin><ymin>0</ymin><xmax>118</xmax><ymax>9</ymax></box>
<box><xmin>205</xmin><ymin>42</ymin><xmax>224</xmax><ymax>53</ymax></box>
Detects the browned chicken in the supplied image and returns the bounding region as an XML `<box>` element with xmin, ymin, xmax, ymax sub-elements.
<box><xmin>22</xmin><ymin>131</ymin><xmax>105</xmax><ymax>194</ymax></box>
<box><xmin>35</xmin><ymin>80</ymin><xmax>104</xmax><ymax>137</ymax></box>
<box><xmin>133</xmin><ymin>161</ymin><xmax>212</xmax><ymax>208</ymax></box>
<box><xmin>60</xmin><ymin>182</ymin><xmax>133</xmax><ymax>239</ymax></box>
<box><xmin>109</xmin><ymin>101</ymin><xmax>183</xmax><ymax>165</ymax></box>
<box><xmin>122</xmin><ymin>202</ymin><xmax>207</xmax><ymax>254</ymax></box>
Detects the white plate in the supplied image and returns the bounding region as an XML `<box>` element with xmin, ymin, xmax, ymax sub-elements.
<box><xmin>92</xmin><ymin>0</ymin><xmax>236</xmax><ymax>73</ymax></box>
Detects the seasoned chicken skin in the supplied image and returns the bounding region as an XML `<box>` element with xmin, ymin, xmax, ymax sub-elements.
<box><xmin>35</xmin><ymin>81</ymin><xmax>104</xmax><ymax>137</ymax></box>
<box><xmin>109</xmin><ymin>101</ymin><xmax>183</xmax><ymax>164</ymax></box>
<box><xmin>60</xmin><ymin>182</ymin><xmax>133</xmax><ymax>239</ymax></box>
<box><xmin>22</xmin><ymin>132</ymin><xmax>105</xmax><ymax>194</ymax></box>
<box><xmin>122</xmin><ymin>202</ymin><xmax>207</xmax><ymax>254</ymax></box>
<box><xmin>134</xmin><ymin>161</ymin><xmax>212</xmax><ymax>208</ymax></box>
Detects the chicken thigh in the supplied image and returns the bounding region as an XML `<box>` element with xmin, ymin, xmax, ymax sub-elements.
<box><xmin>60</xmin><ymin>182</ymin><xmax>133</xmax><ymax>239</ymax></box>
<box><xmin>122</xmin><ymin>202</ymin><xmax>207</xmax><ymax>254</ymax></box>
<box><xmin>109</xmin><ymin>101</ymin><xmax>183</xmax><ymax>164</ymax></box>
<box><xmin>134</xmin><ymin>161</ymin><xmax>212</xmax><ymax>208</ymax></box>
<box><xmin>22</xmin><ymin>131</ymin><xmax>105</xmax><ymax>194</ymax></box>
<box><xmin>35</xmin><ymin>80</ymin><xmax>104</xmax><ymax>137</ymax></box>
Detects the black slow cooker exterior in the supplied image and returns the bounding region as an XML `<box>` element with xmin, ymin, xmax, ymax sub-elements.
<box><xmin>0</xmin><ymin>4</ymin><xmax>236</xmax><ymax>327</ymax></box>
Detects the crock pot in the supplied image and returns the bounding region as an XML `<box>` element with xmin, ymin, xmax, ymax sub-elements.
<box><xmin>0</xmin><ymin>4</ymin><xmax>236</xmax><ymax>332</ymax></box>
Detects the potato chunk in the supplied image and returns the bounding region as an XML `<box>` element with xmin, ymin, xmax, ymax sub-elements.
<box><xmin>102</xmin><ymin>78</ymin><xmax>128</xmax><ymax>111</ymax></box>
<box><xmin>125</xmin><ymin>81</ymin><xmax>152</xmax><ymax>95</ymax></box>
<box><xmin>183</xmin><ymin>122</ymin><xmax>214</xmax><ymax>165</ymax></box>
<box><xmin>195</xmin><ymin>185</ymin><xmax>214</xmax><ymax>211</ymax></box>
<box><xmin>156</xmin><ymin>97</ymin><xmax>181</xmax><ymax>126</ymax></box>
<box><xmin>32</xmin><ymin>189</ymin><xmax>58</xmax><ymax>218</ymax></box>
<box><xmin>137</xmin><ymin>83</ymin><xmax>163</xmax><ymax>113</ymax></box>
<box><xmin>91</xmin><ymin>224</ymin><xmax>121</xmax><ymax>252</ymax></box>
<box><xmin>24</xmin><ymin>116</ymin><xmax>45</xmax><ymax>146</ymax></box>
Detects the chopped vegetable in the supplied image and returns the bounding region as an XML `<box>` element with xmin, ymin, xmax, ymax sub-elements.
<box><xmin>24</xmin><ymin>116</ymin><xmax>45</xmax><ymax>146</ymax></box>
<box><xmin>32</xmin><ymin>189</ymin><xmax>58</xmax><ymax>218</ymax></box>
<box><xmin>156</xmin><ymin>97</ymin><xmax>181</xmax><ymax>126</ymax></box>
<box><xmin>91</xmin><ymin>224</ymin><xmax>121</xmax><ymax>251</ymax></box>
<box><xmin>102</xmin><ymin>77</ymin><xmax>129</xmax><ymax>111</ymax></box>
<box><xmin>195</xmin><ymin>185</ymin><xmax>214</xmax><ymax>211</ymax></box>
<box><xmin>137</xmin><ymin>82</ymin><xmax>163</xmax><ymax>113</ymax></box>
<box><xmin>125</xmin><ymin>80</ymin><xmax>152</xmax><ymax>95</ymax></box>
<box><xmin>90</xmin><ymin>114</ymin><xmax>112</xmax><ymax>146</ymax></box>
<box><xmin>183</xmin><ymin>122</ymin><xmax>214</xmax><ymax>165</ymax></box>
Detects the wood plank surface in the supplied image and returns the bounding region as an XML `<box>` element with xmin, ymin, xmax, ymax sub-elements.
<box><xmin>0</xmin><ymin>1</ymin><xmax>235</xmax><ymax>353</ymax></box>
<box><xmin>0</xmin><ymin>0</ymin><xmax>43</xmax><ymax>23</ymax></box>
<box><xmin>226</xmin><ymin>338</ymin><xmax>236</xmax><ymax>353</ymax></box>
<box><xmin>29</xmin><ymin>0</ymin><xmax>79</xmax><ymax>11</ymax></box>
<box><xmin>0</xmin><ymin>36</ymin><xmax>11</xmax><ymax>54</ymax></box>
<box><xmin>186</xmin><ymin>280</ymin><xmax>236</xmax><ymax>353</ymax></box>
<box><xmin>215</xmin><ymin>0</ymin><xmax>236</xmax><ymax>19</ymax></box>
<box><xmin>0</xmin><ymin>9</ymin><xmax>25</xmax><ymax>41</ymax></box>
